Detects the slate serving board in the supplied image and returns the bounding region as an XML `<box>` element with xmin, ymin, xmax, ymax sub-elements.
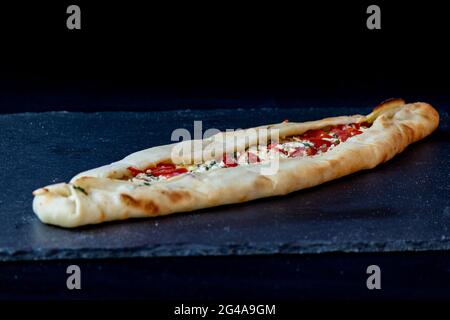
<box><xmin>1</xmin><ymin>106</ymin><xmax>449</xmax><ymax>261</ymax></box>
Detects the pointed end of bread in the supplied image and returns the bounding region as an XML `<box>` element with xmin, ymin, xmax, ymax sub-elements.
<box><xmin>364</xmin><ymin>98</ymin><xmax>406</xmax><ymax>123</ymax></box>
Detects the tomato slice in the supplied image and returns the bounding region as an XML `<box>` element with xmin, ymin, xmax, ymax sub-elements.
<box><xmin>277</xmin><ymin>148</ymin><xmax>288</xmax><ymax>155</ymax></box>
<box><xmin>128</xmin><ymin>163</ymin><xmax>181</xmax><ymax>177</ymax></box>
<box><xmin>290</xmin><ymin>147</ymin><xmax>305</xmax><ymax>157</ymax></box>
<box><xmin>127</xmin><ymin>166</ymin><xmax>144</xmax><ymax>177</ymax></box>
<box><xmin>248</xmin><ymin>152</ymin><xmax>260</xmax><ymax>163</ymax></box>
<box><xmin>268</xmin><ymin>143</ymin><xmax>288</xmax><ymax>155</ymax></box>
<box><xmin>151</xmin><ymin>169</ymin><xmax>174</xmax><ymax>176</ymax></box>
<box><xmin>349</xmin><ymin>128</ymin><xmax>362</xmax><ymax>136</ymax></box>
<box><xmin>155</xmin><ymin>163</ymin><xmax>176</xmax><ymax>169</ymax></box>
<box><xmin>223</xmin><ymin>153</ymin><xmax>238</xmax><ymax>167</ymax></box>
<box><xmin>141</xmin><ymin>162</ymin><xmax>188</xmax><ymax>178</ymax></box>
<box><xmin>307</xmin><ymin>147</ymin><xmax>317</xmax><ymax>156</ymax></box>
<box><xmin>238</xmin><ymin>152</ymin><xmax>261</xmax><ymax>164</ymax></box>
<box><xmin>308</xmin><ymin>138</ymin><xmax>332</xmax><ymax>148</ymax></box>
<box><xmin>302</xmin><ymin>129</ymin><xmax>331</xmax><ymax>139</ymax></box>
<box><xmin>330</xmin><ymin>126</ymin><xmax>351</xmax><ymax>141</ymax></box>
<box><xmin>329</xmin><ymin>123</ymin><xmax>364</xmax><ymax>141</ymax></box>
<box><xmin>290</xmin><ymin>145</ymin><xmax>317</xmax><ymax>157</ymax></box>
<box><xmin>150</xmin><ymin>165</ymin><xmax>188</xmax><ymax>177</ymax></box>
<box><xmin>163</xmin><ymin>168</ymin><xmax>188</xmax><ymax>177</ymax></box>
<box><xmin>332</xmin><ymin>130</ymin><xmax>349</xmax><ymax>142</ymax></box>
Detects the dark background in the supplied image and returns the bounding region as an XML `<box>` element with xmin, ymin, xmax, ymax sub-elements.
<box><xmin>0</xmin><ymin>1</ymin><xmax>449</xmax><ymax>113</ymax></box>
<box><xmin>3</xmin><ymin>253</ymin><xmax>450</xmax><ymax>300</ymax></box>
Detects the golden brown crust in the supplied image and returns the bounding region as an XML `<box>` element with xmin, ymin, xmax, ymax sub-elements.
<box><xmin>373</xmin><ymin>98</ymin><xmax>406</xmax><ymax>112</ymax></box>
<box><xmin>32</xmin><ymin>100</ymin><xmax>439</xmax><ymax>228</ymax></box>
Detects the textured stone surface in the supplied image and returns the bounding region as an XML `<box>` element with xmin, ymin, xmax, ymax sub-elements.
<box><xmin>0</xmin><ymin>106</ymin><xmax>449</xmax><ymax>261</ymax></box>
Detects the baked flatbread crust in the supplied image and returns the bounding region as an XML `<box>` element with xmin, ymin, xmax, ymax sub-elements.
<box><xmin>32</xmin><ymin>99</ymin><xmax>439</xmax><ymax>228</ymax></box>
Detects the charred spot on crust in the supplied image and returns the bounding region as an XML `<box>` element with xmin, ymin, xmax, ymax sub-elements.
<box><xmin>120</xmin><ymin>193</ymin><xmax>138</xmax><ymax>206</ymax></box>
<box><xmin>325</xmin><ymin>158</ymin><xmax>340</xmax><ymax>168</ymax></box>
<box><xmin>98</xmin><ymin>209</ymin><xmax>106</xmax><ymax>222</ymax></box>
<box><xmin>239</xmin><ymin>195</ymin><xmax>249</xmax><ymax>202</ymax></box>
<box><xmin>120</xmin><ymin>193</ymin><xmax>159</xmax><ymax>214</ymax></box>
<box><xmin>158</xmin><ymin>190</ymin><xmax>191</xmax><ymax>203</ymax></box>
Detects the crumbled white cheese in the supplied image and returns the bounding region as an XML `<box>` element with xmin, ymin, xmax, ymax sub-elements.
<box><xmin>131</xmin><ymin>173</ymin><xmax>167</xmax><ymax>184</ymax></box>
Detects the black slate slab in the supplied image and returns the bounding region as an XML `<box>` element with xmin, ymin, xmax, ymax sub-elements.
<box><xmin>1</xmin><ymin>106</ymin><xmax>449</xmax><ymax>261</ymax></box>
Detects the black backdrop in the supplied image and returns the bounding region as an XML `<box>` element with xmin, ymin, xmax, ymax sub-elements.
<box><xmin>0</xmin><ymin>1</ymin><xmax>449</xmax><ymax>112</ymax></box>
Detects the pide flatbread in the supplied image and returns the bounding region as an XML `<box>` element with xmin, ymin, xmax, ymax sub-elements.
<box><xmin>32</xmin><ymin>99</ymin><xmax>439</xmax><ymax>228</ymax></box>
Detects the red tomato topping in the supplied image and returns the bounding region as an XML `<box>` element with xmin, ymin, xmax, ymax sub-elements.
<box><xmin>350</xmin><ymin>128</ymin><xmax>362</xmax><ymax>136</ymax></box>
<box><xmin>302</xmin><ymin>129</ymin><xmax>332</xmax><ymax>139</ymax></box>
<box><xmin>127</xmin><ymin>166</ymin><xmax>145</xmax><ymax>177</ymax></box>
<box><xmin>290</xmin><ymin>147</ymin><xmax>305</xmax><ymax>157</ymax></box>
<box><xmin>127</xmin><ymin>162</ymin><xmax>186</xmax><ymax>178</ymax></box>
<box><xmin>308</xmin><ymin>138</ymin><xmax>332</xmax><ymax>149</ymax></box>
<box><xmin>150</xmin><ymin>168</ymin><xmax>172</xmax><ymax>176</ymax></box>
<box><xmin>248</xmin><ymin>152</ymin><xmax>260</xmax><ymax>163</ymax></box>
<box><xmin>238</xmin><ymin>152</ymin><xmax>260</xmax><ymax>164</ymax></box>
<box><xmin>331</xmin><ymin>124</ymin><xmax>363</xmax><ymax>142</ymax></box>
<box><xmin>276</xmin><ymin>148</ymin><xmax>288</xmax><ymax>155</ymax></box>
<box><xmin>330</xmin><ymin>128</ymin><xmax>349</xmax><ymax>142</ymax></box>
<box><xmin>329</xmin><ymin>127</ymin><xmax>346</xmax><ymax>141</ymax></box>
<box><xmin>268</xmin><ymin>143</ymin><xmax>288</xmax><ymax>155</ymax></box>
<box><xmin>307</xmin><ymin>147</ymin><xmax>317</xmax><ymax>155</ymax></box>
<box><xmin>154</xmin><ymin>163</ymin><xmax>176</xmax><ymax>169</ymax></box>
<box><xmin>149</xmin><ymin>164</ymin><xmax>188</xmax><ymax>177</ymax></box>
<box><xmin>290</xmin><ymin>146</ymin><xmax>317</xmax><ymax>157</ymax></box>
<box><xmin>223</xmin><ymin>153</ymin><xmax>238</xmax><ymax>167</ymax></box>
<box><xmin>162</xmin><ymin>168</ymin><xmax>188</xmax><ymax>177</ymax></box>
